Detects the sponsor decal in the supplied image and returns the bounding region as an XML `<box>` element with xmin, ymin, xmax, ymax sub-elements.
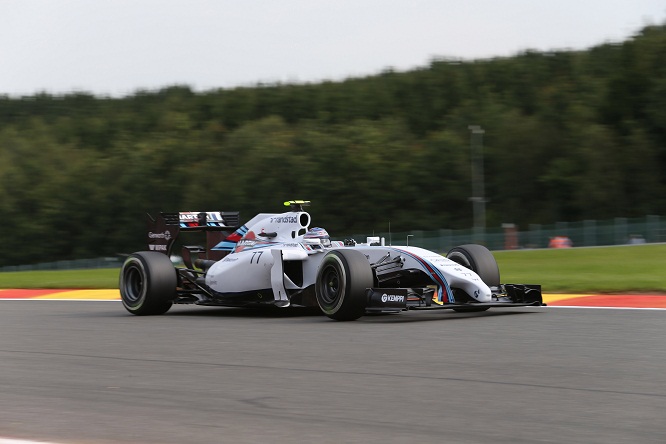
<box><xmin>234</xmin><ymin>231</ymin><xmax>257</xmax><ymax>252</ymax></box>
<box><xmin>179</xmin><ymin>213</ymin><xmax>200</xmax><ymax>226</ymax></box>
<box><xmin>232</xmin><ymin>231</ymin><xmax>278</xmax><ymax>253</ymax></box>
<box><xmin>381</xmin><ymin>293</ymin><xmax>405</xmax><ymax>303</ymax></box>
<box><xmin>222</xmin><ymin>256</ymin><xmax>239</xmax><ymax>262</ymax></box>
<box><xmin>269</xmin><ymin>216</ymin><xmax>298</xmax><ymax>224</ymax></box>
<box><xmin>367</xmin><ymin>288</ymin><xmax>408</xmax><ymax>309</ymax></box>
<box><xmin>148</xmin><ymin>244</ymin><xmax>168</xmax><ymax>251</ymax></box>
<box><xmin>148</xmin><ymin>231</ymin><xmax>172</xmax><ymax>241</ymax></box>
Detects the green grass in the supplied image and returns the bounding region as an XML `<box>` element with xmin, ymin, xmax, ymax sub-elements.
<box><xmin>0</xmin><ymin>268</ymin><xmax>120</xmax><ymax>289</ymax></box>
<box><xmin>1</xmin><ymin>244</ymin><xmax>665</xmax><ymax>293</ymax></box>
<box><xmin>494</xmin><ymin>244</ymin><xmax>666</xmax><ymax>293</ymax></box>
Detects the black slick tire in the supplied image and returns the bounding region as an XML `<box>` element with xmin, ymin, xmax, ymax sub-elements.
<box><xmin>119</xmin><ymin>251</ymin><xmax>177</xmax><ymax>315</ymax></box>
<box><xmin>446</xmin><ymin>244</ymin><xmax>499</xmax><ymax>312</ymax></box>
<box><xmin>315</xmin><ymin>249</ymin><xmax>373</xmax><ymax>321</ymax></box>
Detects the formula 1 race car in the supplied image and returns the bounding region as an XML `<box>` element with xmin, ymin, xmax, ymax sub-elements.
<box><xmin>119</xmin><ymin>201</ymin><xmax>543</xmax><ymax>321</ymax></box>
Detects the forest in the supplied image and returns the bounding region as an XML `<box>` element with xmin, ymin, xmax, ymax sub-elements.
<box><xmin>1</xmin><ymin>23</ymin><xmax>665</xmax><ymax>266</ymax></box>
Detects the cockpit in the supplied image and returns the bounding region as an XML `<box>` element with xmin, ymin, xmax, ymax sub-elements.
<box><xmin>302</xmin><ymin>227</ymin><xmax>331</xmax><ymax>249</ymax></box>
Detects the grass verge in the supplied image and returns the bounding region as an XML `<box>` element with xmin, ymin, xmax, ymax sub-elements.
<box><xmin>0</xmin><ymin>244</ymin><xmax>664</xmax><ymax>293</ymax></box>
<box><xmin>494</xmin><ymin>244</ymin><xmax>666</xmax><ymax>293</ymax></box>
<box><xmin>0</xmin><ymin>268</ymin><xmax>120</xmax><ymax>289</ymax></box>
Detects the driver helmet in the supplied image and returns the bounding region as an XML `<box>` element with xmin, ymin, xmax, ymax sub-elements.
<box><xmin>303</xmin><ymin>227</ymin><xmax>331</xmax><ymax>247</ymax></box>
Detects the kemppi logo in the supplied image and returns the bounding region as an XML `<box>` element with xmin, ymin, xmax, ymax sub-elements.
<box><xmin>381</xmin><ymin>293</ymin><xmax>405</xmax><ymax>303</ymax></box>
<box><xmin>148</xmin><ymin>231</ymin><xmax>172</xmax><ymax>241</ymax></box>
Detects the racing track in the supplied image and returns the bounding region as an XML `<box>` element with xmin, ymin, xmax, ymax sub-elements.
<box><xmin>1</xmin><ymin>300</ymin><xmax>665</xmax><ymax>444</ymax></box>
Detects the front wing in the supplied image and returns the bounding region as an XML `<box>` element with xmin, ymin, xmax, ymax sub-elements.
<box><xmin>365</xmin><ymin>284</ymin><xmax>544</xmax><ymax>313</ymax></box>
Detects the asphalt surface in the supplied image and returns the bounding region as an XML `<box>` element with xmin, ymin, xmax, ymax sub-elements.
<box><xmin>1</xmin><ymin>301</ymin><xmax>665</xmax><ymax>444</ymax></box>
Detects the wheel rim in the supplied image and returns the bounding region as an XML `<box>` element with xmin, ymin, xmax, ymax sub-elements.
<box><xmin>449</xmin><ymin>253</ymin><xmax>472</xmax><ymax>269</ymax></box>
<box><xmin>123</xmin><ymin>264</ymin><xmax>144</xmax><ymax>304</ymax></box>
<box><xmin>320</xmin><ymin>265</ymin><xmax>342</xmax><ymax>305</ymax></box>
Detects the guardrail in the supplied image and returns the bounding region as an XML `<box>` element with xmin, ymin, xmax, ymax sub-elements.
<box><xmin>353</xmin><ymin>215</ymin><xmax>665</xmax><ymax>253</ymax></box>
<box><xmin>3</xmin><ymin>215</ymin><xmax>665</xmax><ymax>271</ymax></box>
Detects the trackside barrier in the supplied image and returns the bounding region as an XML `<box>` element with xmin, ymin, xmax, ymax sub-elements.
<box><xmin>2</xmin><ymin>216</ymin><xmax>665</xmax><ymax>271</ymax></box>
<box><xmin>352</xmin><ymin>215</ymin><xmax>666</xmax><ymax>254</ymax></box>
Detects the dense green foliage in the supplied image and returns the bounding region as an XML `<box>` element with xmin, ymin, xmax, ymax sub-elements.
<box><xmin>1</xmin><ymin>24</ymin><xmax>665</xmax><ymax>266</ymax></box>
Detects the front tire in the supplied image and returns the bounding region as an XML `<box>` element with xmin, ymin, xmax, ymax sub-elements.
<box><xmin>315</xmin><ymin>249</ymin><xmax>373</xmax><ymax>321</ymax></box>
<box><xmin>119</xmin><ymin>252</ymin><xmax>177</xmax><ymax>315</ymax></box>
<box><xmin>447</xmin><ymin>244</ymin><xmax>499</xmax><ymax>312</ymax></box>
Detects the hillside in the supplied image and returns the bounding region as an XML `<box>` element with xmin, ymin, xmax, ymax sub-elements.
<box><xmin>1</xmin><ymin>23</ymin><xmax>665</xmax><ymax>265</ymax></box>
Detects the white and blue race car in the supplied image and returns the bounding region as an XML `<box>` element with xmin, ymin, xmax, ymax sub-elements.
<box><xmin>119</xmin><ymin>201</ymin><xmax>543</xmax><ymax>321</ymax></box>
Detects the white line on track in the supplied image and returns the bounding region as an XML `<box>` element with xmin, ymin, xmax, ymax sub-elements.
<box><xmin>3</xmin><ymin>299</ymin><xmax>666</xmax><ymax>309</ymax></box>
<box><xmin>545</xmin><ymin>305</ymin><xmax>666</xmax><ymax>310</ymax></box>
<box><xmin>0</xmin><ymin>299</ymin><xmax>118</xmax><ymax>302</ymax></box>
<box><xmin>0</xmin><ymin>439</ymin><xmax>60</xmax><ymax>444</ymax></box>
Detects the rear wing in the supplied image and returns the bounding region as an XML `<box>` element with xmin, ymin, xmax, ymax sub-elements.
<box><xmin>160</xmin><ymin>211</ymin><xmax>241</xmax><ymax>230</ymax></box>
<box><xmin>147</xmin><ymin>212</ymin><xmax>241</xmax><ymax>263</ymax></box>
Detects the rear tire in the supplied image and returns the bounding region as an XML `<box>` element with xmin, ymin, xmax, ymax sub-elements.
<box><xmin>447</xmin><ymin>244</ymin><xmax>499</xmax><ymax>312</ymax></box>
<box><xmin>315</xmin><ymin>249</ymin><xmax>373</xmax><ymax>321</ymax></box>
<box><xmin>119</xmin><ymin>252</ymin><xmax>176</xmax><ymax>315</ymax></box>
